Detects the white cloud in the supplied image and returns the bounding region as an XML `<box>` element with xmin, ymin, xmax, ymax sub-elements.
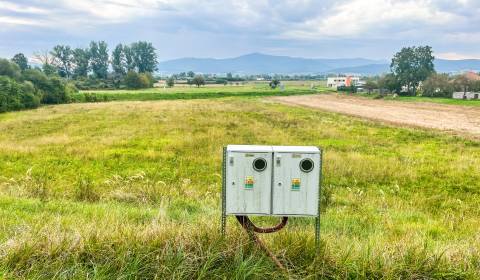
<box><xmin>0</xmin><ymin>16</ymin><xmax>41</xmax><ymax>26</ymax></box>
<box><xmin>443</xmin><ymin>32</ymin><xmax>480</xmax><ymax>43</ymax></box>
<box><xmin>1</xmin><ymin>0</ymin><xmax>480</xmax><ymax>59</ymax></box>
<box><xmin>0</xmin><ymin>0</ymin><xmax>49</xmax><ymax>14</ymax></box>
<box><xmin>281</xmin><ymin>0</ymin><xmax>459</xmax><ymax>39</ymax></box>
<box><xmin>436</xmin><ymin>52</ymin><xmax>480</xmax><ymax>60</ymax></box>
<box><xmin>0</xmin><ymin>0</ymin><xmax>176</xmax><ymax>28</ymax></box>
<box><xmin>60</xmin><ymin>0</ymin><xmax>166</xmax><ymax>22</ymax></box>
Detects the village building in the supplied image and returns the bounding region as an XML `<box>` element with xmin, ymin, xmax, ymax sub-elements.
<box><xmin>327</xmin><ymin>76</ymin><xmax>362</xmax><ymax>88</ymax></box>
<box><xmin>453</xmin><ymin>92</ymin><xmax>480</xmax><ymax>100</ymax></box>
<box><xmin>452</xmin><ymin>71</ymin><xmax>480</xmax><ymax>99</ymax></box>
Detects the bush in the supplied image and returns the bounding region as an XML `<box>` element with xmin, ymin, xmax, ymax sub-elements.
<box><xmin>422</xmin><ymin>73</ymin><xmax>454</xmax><ymax>97</ymax></box>
<box><xmin>41</xmin><ymin>77</ymin><xmax>71</xmax><ymax>104</ymax></box>
<box><xmin>22</xmin><ymin>69</ymin><xmax>51</xmax><ymax>92</ymax></box>
<box><xmin>20</xmin><ymin>69</ymin><xmax>73</xmax><ymax>104</ymax></box>
<box><xmin>0</xmin><ymin>76</ymin><xmax>40</xmax><ymax>113</ymax></box>
<box><xmin>0</xmin><ymin>59</ymin><xmax>21</xmax><ymax>80</ymax></box>
<box><xmin>20</xmin><ymin>81</ymin><xmax>41</xmax><ymax>109</ymax></box>
<box><xmin>337</xmin><ymin>85</ymin><xmax>357</xmax><ymax>93</ymax></box>
<box><xmin>124</xmin><ymin>71</ymin><xmax>152</xmax><ymax>89</ymax></box>
<box><xmin>142</xmin><ymin>72</ymin><xmax>155</xmax><ymax>87</ymax></box>
<box><xmin>192</xmin><ymin>75</ymin><xmax>205</xmax><ymax>87</ymax></box>
<box><xmin>83</xmin><ymin>92</ymin><xmax>109</xmax><ymax>103</ymax></box>
<box><xmin>269</xmin><ymin>79</ymin><xmax>280</xmax><ymax>89</ymax></box>
<box><xmin>73</xmin><ymin>76</ymin><xmax>126</xmax><ymax>90</ymax></box>
<box><xmin>65</xmin><ymin>82</ymin><xmax>79</xmax><ymax>96</ymax></box>
<box><xmin>471</xmin><ymin>80</ymin><xmax>480</xmax><ymax>92</ymax></box>
<box><xmin>166</xmin><ymin>77</ymin><xmax>175</xmax><ymax>87</ymax></box>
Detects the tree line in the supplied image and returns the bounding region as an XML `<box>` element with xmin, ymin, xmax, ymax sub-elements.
<box><xmin>345</xmin><ymin>46</ymin><xmax>480</xmax><ymax>98</ymax></box>
<box><xmin>0</xmin><ymin>40</ymin><xmax>159</xmax><ymax>113</ymax></box>
<box><xmin>43</xmin><ymin>41</ymin><xmax>157</xmax><ymax>78</ymax></box>
<box><xmin>0</xmin><ymin>58</ymin><xmax>75</xmax><ymax>113</ymax></box>
<box><xmin>33</xmin><ymin>41</ymin><xmax>158</xmax><ymax>89</ymax></box>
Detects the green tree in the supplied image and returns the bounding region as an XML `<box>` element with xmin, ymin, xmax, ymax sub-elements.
<box><xmin>11</xmin><ymin>53</ymin><xmax>30</xmax><ymax>71</ymax></box>
<box><xmin>124</xmin><ymin>71</ymin><xmax>151</xmax><ymax>89</ymax></box>
<box><xmin>187</xmin><ymin>71</ymin><xmax>195</xmax><ymax>78</ymax></box>
<box><xmin>123</xmin><ymin>45</ymin><xmax>136</xmax><ymax>72</ymax></box>
<box><xmin>21</xmin><ymin>68</ymin><xmax>71</xmax><ymax>104</ymax></box>
<box><xmin>377</xmin><ymin>73</ymin><xmax>401</xmax><ymax>94</ymax></box>
<box><xmin>22</xmin><ymin>69</ymin><xmax>50</xmax><ymax>91</ymax></box>
<box><xmin>89</xmin><ymin>41</ymin><xmax>109</xmax><ymax>79</ymax></box>
<box><xmin>0</xmin><ymin>58</ymin><xmax>21</xmax><ymax>80</ymax></box>
<box><xmin>42</xmin><ymin>64</ymin><xmax>57</xmax><ymax>76</ymax></box>
<box><xmin>131</xmin><ymin>41</ymin><xmax>158</xmax><ymax>73</ymax></box>
<box><xmin>72</xmin><ymin>48</ymin><xmax>90</xmax><ymax>78</ymax></box>
<box><xmin>51</xmin><ymin>45</ymin><xmax>74</xmax><ymax>78</ymax></box>
<box><xmin>41</xmin><ymin>77</ymin><xmax>71</xmax><ymax>104</ymax></box>
<box><xmin>0</xmin><ymin>76</ymin><xmax>40</xmax><ymax>112</ymax></box>
<box><xmin>166</xmin><ymin>77</ymin><xmax>175</xmax><ymax>87</ymax></box>
<box><xmin>142</xmin><ymin>72</ymin><xmax>155</xmax><ymax>87</ymax></box>
<box><xmin>269</xmin><ymin>79</ymin><xmax>280</xmax><ymax>89</ymax></box>
<box><xmin>470</xmin><ymin>80</ymin><xmax>480</xmax><ymax>92</ymax></box>
<box><xmin>364</xmin><ymin>80</ymin><xmax>377</xmax><ymax>94</ymax></box>
<box><xmin>390</xmin><ymin>46</ymin><xmax>435</xmax><ymax>95</ymax></box>
<box><xmin>453</xmin><ymin>75</ymin><xmax>472</xmax><ymax>94</ymax></box>
<box><xmin>422</xmin><ymin>73</ymin><xmax>454</xmax><ymax>97</ymax></box>
<box><xmin>111</xmin><ymin>44</ymin><xmax>126</xmax><ymax>76</ymax></box>
<box><xmin>192</xmin><ymin>75</ymin><xmax>205</xmax><ymax>87</ymax></box>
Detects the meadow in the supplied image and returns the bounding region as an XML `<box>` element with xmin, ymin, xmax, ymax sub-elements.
<box><xmin>350</xmin><ymin>92</ymin><xmax>480</xmax><ymax>107</ymax></box>
<box><xmin>72</xmin><ymin>83</ymin><xmax>330</xmax><ymax>103</ymax></box>
<box><xmin>390</xmin><ymin>96</ymin><xmax>480</xmax><ymax>106</ymax></box>
<box><xmin>0</xmin><ymin>86</ymin><xmax>480</xmax><ymax>279</ymax></box>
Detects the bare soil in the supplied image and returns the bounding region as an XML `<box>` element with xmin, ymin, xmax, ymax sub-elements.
<box><xmin>272</xmin><ymin>94</ymin><xmax>480</xmax><ymax>138</ymax></box>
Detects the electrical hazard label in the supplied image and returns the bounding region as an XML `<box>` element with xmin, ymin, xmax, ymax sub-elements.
<box><xmin>245</xmin><ymin>176</ymin><xmax>254</xmax><ymax>189</ymax></box>
<box><xmin>291</xmin><ymin>178</ymin><xmax>301</xmax><ymax>190</ymax></box>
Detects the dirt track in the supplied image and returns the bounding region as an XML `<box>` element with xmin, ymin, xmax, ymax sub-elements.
<box><xmin>272</xmin><ymin>94</ymin><xmax>480</xmax><ymax>138</ymax></box>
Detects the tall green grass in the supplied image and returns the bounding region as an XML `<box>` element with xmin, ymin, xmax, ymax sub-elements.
<box><xmin>0</xmin><ymin>98</ymin><xmax>479</xmax><ymax>278</ymax></box>
<box><xmin>72</xmin><ymin>84</ymin><xmax>329</xmax><ymax>103</ymax></box>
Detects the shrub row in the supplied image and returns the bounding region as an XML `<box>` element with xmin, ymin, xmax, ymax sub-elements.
<box><xmin>0</xmin><ymin>59</ymin><xmax>77</xmax><ymax>113</ymax></box>
<box><xmin>73</xmin><ymin>71</ymin><xmax>155</xmax><ymax>90</ymax></box>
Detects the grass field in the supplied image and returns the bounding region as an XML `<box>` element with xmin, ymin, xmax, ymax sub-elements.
<box><xmin>1</xmin><ymin>88</ymin><xmax>480</xmax><ymax>279</ymax></box>
<box><xmin>352</xmin><ymin>92</ymin><xmax>480</xmax><ymax>107</ymax></box>
<box><xmin>72</xmin><ymin>84</ymin><xmax>330</xmax><ymax>103</ymax></box>
<box><xmin>391</xmin><ymin>96</ymin><xmax>480</xmax><ymax>106</ymax></box>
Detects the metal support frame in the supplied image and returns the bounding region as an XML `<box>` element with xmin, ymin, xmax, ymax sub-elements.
<box><xmin>315</xmin><ymin>148</ymin><xmax>323</xmax><ymax>250</ymax></box>
<box><xmin>221</xmin><ymin>146</ymin><xmax>227</xmax><ymax>236</ymax></box>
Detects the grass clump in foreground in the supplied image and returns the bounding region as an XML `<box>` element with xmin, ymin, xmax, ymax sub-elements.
<box><xmin>0</xmin><ymin>97</ymin><xmax>479</xmax><ymax>278</ymax></box>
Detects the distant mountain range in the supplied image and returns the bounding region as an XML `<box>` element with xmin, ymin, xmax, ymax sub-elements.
<box><xmin>157</xmin><ymin>53</ymin><xmax>480</xmax><ymax>75</ymax></box>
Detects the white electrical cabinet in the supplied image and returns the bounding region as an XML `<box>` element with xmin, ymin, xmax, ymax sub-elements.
<box><xmin>224</xmin><ymin>145</ymin><xmax>321</xmax><ymax>217</ymax></box>
<box><xmin>225</xmin><ymin>145</ymin><xmax>273</xmax><ymax>215</ymax></box>
<box><xmin>272</xmin><ymin>146</ymin><xmax>320</xmax><ymax>216</ymax></box>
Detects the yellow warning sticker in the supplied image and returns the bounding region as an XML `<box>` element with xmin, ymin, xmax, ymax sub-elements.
<box><xmin>291</xmin><ymin>178</ymin><xmax>301</xmax><ymax>190</ymax></box>
<box><xmin>245</xmin><ymin>176</ymin><xmax>254</xmax><ymax>189</ymax></box>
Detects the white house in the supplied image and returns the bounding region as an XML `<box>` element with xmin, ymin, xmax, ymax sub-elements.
<box><xmin>453</xmin><ymin>92</ymin><xmax>480</xmax><ymax>100</ymax></box>
<box><xmin>327</xmin><ymin>76</ymin><xmax>361</xmax><ymax>88</ymax></box>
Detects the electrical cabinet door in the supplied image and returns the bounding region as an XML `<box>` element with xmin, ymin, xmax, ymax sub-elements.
<box><xmin>272</xmin><ymin>151</ymin><xmax>320</xmax><ymax>216</ymax></box>
<box><xmin>225</xmin><ymin>150</ymin><xmax>272</xmax><ymax>215</ymax></box>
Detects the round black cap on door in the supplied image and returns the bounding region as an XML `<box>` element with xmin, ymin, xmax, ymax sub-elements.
<box><xmin>253</xmin><ymin>158</ymin><xmax>267</xmax><ymax>172</ymax></box>
<box><xmin>300</xmin><ymin>158</ymin><xmax>314</xmax><ymax>173</ymax></box>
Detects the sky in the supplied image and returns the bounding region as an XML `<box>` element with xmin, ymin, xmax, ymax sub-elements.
<box><xmin>1</xmin><ymin>0</ymin><xmax>480</xmax><ymax>62</ymax></box>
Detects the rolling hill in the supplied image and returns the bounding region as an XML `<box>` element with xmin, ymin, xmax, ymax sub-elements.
<box><xmin>157</xmin><ymin>53</ymin><xmax>480</xmax><ymax>75</ymax></box>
